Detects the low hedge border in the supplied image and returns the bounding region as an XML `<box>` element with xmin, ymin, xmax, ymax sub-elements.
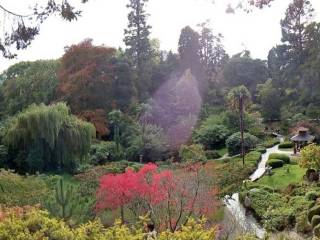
<box><xmin>267</xmin><ymin>159</ymin><xmax>284</xmax><ymax>169</ymax></box>
<box><xmin>269</xmin><ymin>153</ymin><xmax>290</xmax><ymax>164</ymax></box>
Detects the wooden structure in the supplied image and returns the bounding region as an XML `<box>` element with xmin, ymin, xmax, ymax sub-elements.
<box><xmin>290</xmin><ymin>127</ymin><xmax>314</xmax><ymax>154</ymax></box>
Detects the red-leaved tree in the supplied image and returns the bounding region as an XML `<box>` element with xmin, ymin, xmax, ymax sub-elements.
<box><xmin>96</xmin><ymin>163</ymin><xmax>217</xmax><ymax>231</ymax></box>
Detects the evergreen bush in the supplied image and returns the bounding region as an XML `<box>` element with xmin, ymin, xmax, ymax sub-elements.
<box><xmin>279</xmin><ymin>142</ymin><xmax>294</xmax><ymax>149</ymax></box>
<box><xmin>269</xmin><ymin>153</ymin><xmax>290</xmax><ymax>164</ymax></box>
<box><xmin>267</xmin><ymin>159</ymin><xmax>284</xmax><ymax>168</ymax></box>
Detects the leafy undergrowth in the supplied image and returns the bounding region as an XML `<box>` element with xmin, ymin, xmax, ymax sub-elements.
<box><xmin>0</xmin><ymin>169</ymin><xmax>57</xmax><ymax>206</ymax></box>
<box><xmin>240</xmin><ymin>180</ymin><xmax>320</xmax><ymax>234</ymax></box>
<box><xmin>207</xmin><ymin>151</ymin><xmax>261</xmax><ymax>197</ymax></box>
<box><xmin>239</xmin><ymin>157</ymin><xmax>320</xmax><ymax>234</ymax></box>
<box><xmin>0</xmin><ymin>207</ymin><xmax>218</xmax><ymax>240</ymax></box>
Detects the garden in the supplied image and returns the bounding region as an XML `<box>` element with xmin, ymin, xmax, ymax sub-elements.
<box><xmin>1</xmin><ymin>0</ymin><xmax>320</xmax><ymax>239</ymax></box>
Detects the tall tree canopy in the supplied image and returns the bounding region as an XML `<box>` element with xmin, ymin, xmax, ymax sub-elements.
<box><xmin>224</xmin><ymin>53</ymin><xmax>269</xmax><ymax>98</ymax></box>
<box><xmin>57</xmin><ymin>39</ymin><xmax>116</xmax><ymax>112</ymax></box>
<box><xmin>0</xmin><ymin>60</ymin><xmax>59</xmax><ymax>116</ymax></box>
<box><xmin>281</xmin><ymin>0</ymin><xmax>314</xmax><ymax>60</ymax></box>
<box><xmin>227</xmin><ymin>85</ymin><xmax>251</xmax><ymax>164</ymax></box>
<box><xmin>57</xmin><ymin>39</ymin><xmax>135</xmax><ymax>138</ymax></box>
<box><xmin>269</xmin><ymin>0</ymin><xmax>314</xmax><ymax>89</ymax></box>
<box><xmin>257</xmin><ymin>79</ymin><xmax>281</xmax><ymax>121</ymax></box>
<box><xmin>5</xmin><ymin>102</ymin><xmax>95</xmax><ymax>173</ymax></box>
<box><xmin>124</xmin><ymin>0</ymin><xmax>152</xmax><ymax>98</ymax></box>
<box><xmin>198</xmin><ymin>22</ymin><xmax>228</xmax><ymax>105</ymax></box>
<box><xmin>178</xmin><ymin>26</ymin><xmax>207</xmax><ymax>96</ymax></box>
<box><xmin>198</xmin><ymin>21</ymin><xmax>228</xmax><ymax>77</ymax></box>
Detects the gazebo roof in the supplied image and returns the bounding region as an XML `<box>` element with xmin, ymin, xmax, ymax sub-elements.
<box><xmin>290</xmin><ymin>133</ymin><xmax>314</xmax><ymax>142</ymax></box>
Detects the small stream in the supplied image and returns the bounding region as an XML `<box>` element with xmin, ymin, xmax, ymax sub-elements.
<box><xmin>223</xmin><ymin>137</ymin><xmax>290</xmax><ymax>238</ymax></box>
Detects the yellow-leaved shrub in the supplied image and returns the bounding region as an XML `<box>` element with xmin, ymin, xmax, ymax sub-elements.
<box><xmin>0</xmin><ymin>208</ymin><xmax>217</xmax><ymax>240</ymax></box>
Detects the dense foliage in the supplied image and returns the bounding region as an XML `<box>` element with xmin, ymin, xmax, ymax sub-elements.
<box><xmin>0</xmin><ymin>207</ymin><xmax>217</xmax><ymax>240</ymax></box>
<box><xmin>194</xmin><ymin>124</ymin><xmax>230</xmax><ymax>150</ymax></box>
<box><xmin>179</xmin><ymin>144</ymin><xmax>207</xmax><ymax>162</ymax></box>
<box><xmin>226</xmin><ymin>132</ymin><xmax>259</xmax><ymax>156</ymax></box>
<box><xmin>96</xmin><ymin>163</ymin><xmax>217</xmax><ymax>231</ymax></box>
<box><xmin>0</xmin><ymin>170</ymin><xmax>54</xmax><ymax>206</ymax></box>
<box><xmin>2</xmin><ymin>0</ymin><xmax>320</xmax><ymax>238</ymax></box>
<box><xmin>300</xmin><ymin>144</ymin><xmax>320</xmax><ymax>170</ymax></box>
<box><xmin>0</xmin><ymin>60</ymin><xmax>59</xmax><ymax>116</ymax></box>
<box><xmin>4</xmin><ymin>103</ymin><xmax>95</xmax><ymax>173</ymax></box>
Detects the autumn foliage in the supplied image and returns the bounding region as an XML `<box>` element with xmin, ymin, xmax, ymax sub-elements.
<box><xmin>57</xmin><ymin>39</ymin><xmax>116</xmax><ymax>110</ymax></box>
<box><xmin>96</xmin><ymin>163</ymin><xmax>217</xmax><ymax>231</ymax></box>
<box><xmin>78</xmin><ymin>109</ymin><xmax>109</xmax><ymax>139</ymax></box>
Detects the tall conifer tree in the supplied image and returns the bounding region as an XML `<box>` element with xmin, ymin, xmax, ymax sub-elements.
<box><xmin>124</xmin><ymin>0</ymin><xmax>152</xmax><ymax>99</ymax></box>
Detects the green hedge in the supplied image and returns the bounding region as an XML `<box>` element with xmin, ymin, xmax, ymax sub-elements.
<box><xmin>267</xmin><ymin>159</ymin><xmax>284</xmax><ymax>168</ymax></box>
<box><xmin>226</xmin><ymin>132</ymin><xmax>259</xmax><ymax>156</ymax></box>
<box><xmin>278</xmin><ymin>142</ymin><xmax>294</xmax><ymax>149</ymax></box>
<box><xmin>262</xmin><ymin>138</ymin><xmax>280</xmax><ymax>148</ymax></box>
<box><xmin>268</xmin><ymin>153</ymin><xmax>290</xmax><ymax>164</ymax></box>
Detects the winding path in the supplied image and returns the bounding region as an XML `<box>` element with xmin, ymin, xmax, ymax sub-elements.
<box><xmin>223</xmin><ymin>137</ymin><xmax>294</xmax><ymax>238</ymax></box>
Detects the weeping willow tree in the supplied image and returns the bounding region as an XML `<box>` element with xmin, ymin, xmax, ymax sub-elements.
<box><xmin>5</xmin><ymin>103</ymin><xmax>96</xmax><ymax>173</ymax></box>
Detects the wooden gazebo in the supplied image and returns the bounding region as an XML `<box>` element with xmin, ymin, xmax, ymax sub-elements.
<box><xmin>290</xmin><ymin>127</ymin><xmax>314</xmax><ymax>154</ymax></box>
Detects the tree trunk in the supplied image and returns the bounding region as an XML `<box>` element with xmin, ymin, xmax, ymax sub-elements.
<box><xmin>239</xmin><ymin>96</ymin><xmax>245</xmax><ymax>165</ymax></box>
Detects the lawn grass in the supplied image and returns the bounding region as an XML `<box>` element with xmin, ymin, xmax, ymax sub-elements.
<box><xmin>216</xmin><ymin>147</ymin><xmax>228</xmax><ymax>156</ymax></box>
<box><xmin>257</xmin><ymin>164</ymin><xmax>306</xmax><ymax>190</ymax></box>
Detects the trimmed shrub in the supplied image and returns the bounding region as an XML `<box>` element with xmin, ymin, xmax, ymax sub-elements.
<box><xmin>267</xmin><ymin>159</ymin><xmax>284</xmax><ymax>169</ymax></box>
<box><xmin>226</xmin><ymin>132</ymin><xmax>259</xmax><ymax>156</ymax></box>
<box><xmin>279</xmin><ymin>142</ymin><xmax>294</xmax><ymax>149</ymax></box>
<box><xmin>306</xmin><ymin>191</ymin><xmax>320</xmax><ymax>201</ymax></box>
<box><xmin>312</xmin><ymin>215</ymin><xmax>320</xmax><ymax>228</ymax></box>
<box><xmin>308</xmin><ymin>205</ymin><xmax>320</xmax><ymax>222</ymax></box>
<box><xmin>269</xmin><ymin>153</ymin><xmax>290</xmax><ymax>164</ymax></box>
<box><xmin>245</xmin><ymin>151</ymin><xmax>262</xmax><ymax>165</ymax></box>
<box><xmin>205</xmin><ymin>150</ymin><xmax>221</xmax><ymax>159</ymax></box>
<box><xmin>262</xmin><ymin>138</ymin><xmax>280</xmax><ymax>148</ymax></box>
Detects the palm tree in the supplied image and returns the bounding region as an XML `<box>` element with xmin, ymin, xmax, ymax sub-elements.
<box><xmin>227</xmin><ymin>85</ymin><xmax>251</xmax><ymax>165</ymax></box>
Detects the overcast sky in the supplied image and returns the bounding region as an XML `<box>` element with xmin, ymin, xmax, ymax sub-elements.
<box><xmin>0</xmin><ymin>0</ymin><xmax>320</xmax><ymax>72</ymax></box>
